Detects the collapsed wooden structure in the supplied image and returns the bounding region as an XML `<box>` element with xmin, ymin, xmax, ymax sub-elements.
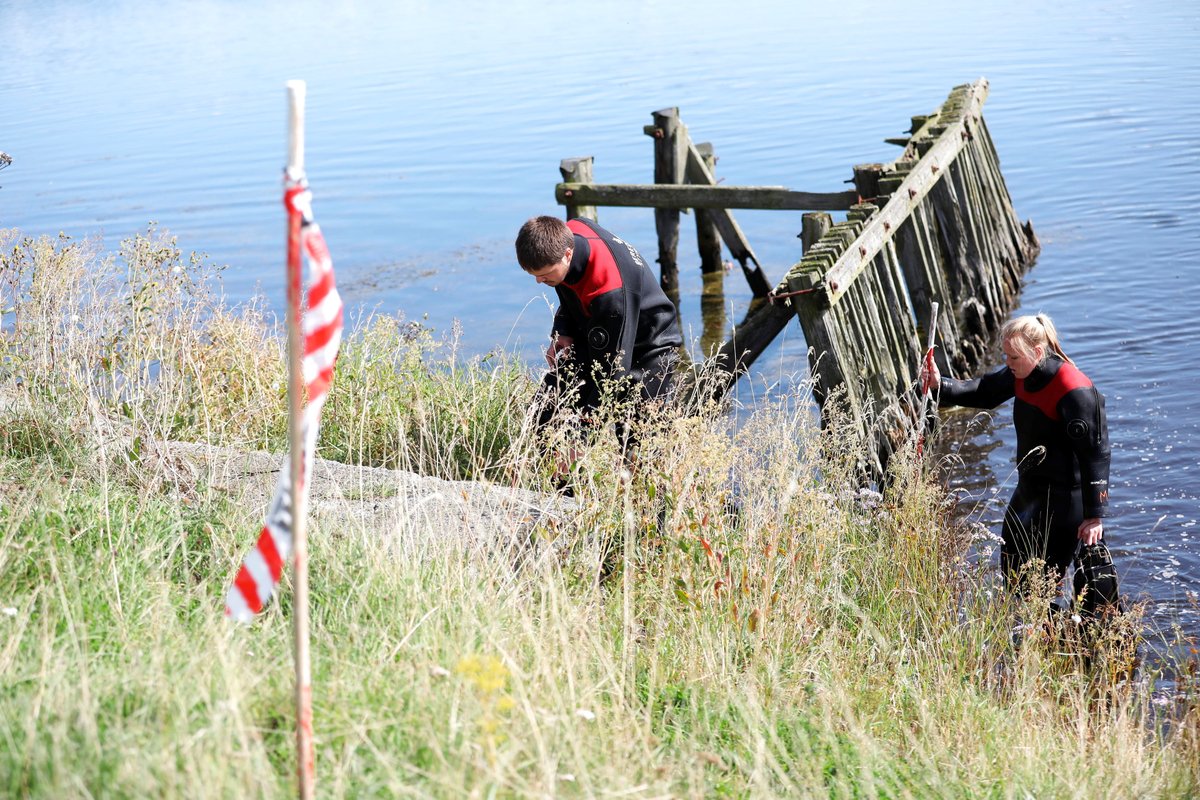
<box><xmin>556</xmin><ymin>78</ymin><xmax>1040</xmax><ymax>470</ymax></box>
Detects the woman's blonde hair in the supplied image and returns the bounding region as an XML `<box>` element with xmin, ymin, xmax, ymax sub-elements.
<box><xmin>1000</xmin><ymin>313</ymin><xmax>1072</xmax><ymax>364</ymax></box>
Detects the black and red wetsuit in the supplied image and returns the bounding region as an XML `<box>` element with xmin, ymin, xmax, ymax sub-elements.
<box><xmin>937</xmin><ymin>355</ymin><xmax>1111</xmax><ymax>584</ymax></box>
<box><xmin>540</xmin><ymin>218</ymin><xmax>682</xmax><ymax>422</ymax></box>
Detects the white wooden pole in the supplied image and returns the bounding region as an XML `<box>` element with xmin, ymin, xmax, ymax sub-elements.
<box><xmin>924</xmin><ymin>302</ymin><xmax>940</xmax><ymax>363</ymax></box>
<box><xmin>285</xmin><ymin>78</ymin><xmax>316</xmax><ymax>800</ymax></box>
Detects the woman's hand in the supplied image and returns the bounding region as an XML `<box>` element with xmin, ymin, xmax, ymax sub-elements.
<box><xmin>919</xmin><ymin>353</ymin><xmax>940</xmax><ymax>394</ymax></box>
<box><xmin>1077</xmin><ymin>518</ymin><xmax>1104</xmax><ymax>545</ymax></box>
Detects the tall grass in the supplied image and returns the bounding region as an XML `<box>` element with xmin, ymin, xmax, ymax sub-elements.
<box><xmin>0</xmin><ymin>228</ymin><xmax>535</xmax><ymax>483</ymax></box>
<box><xmin>1</xmin><ymin>228</ymin><xmax>1197</xmax><ymax>797</ymax></box>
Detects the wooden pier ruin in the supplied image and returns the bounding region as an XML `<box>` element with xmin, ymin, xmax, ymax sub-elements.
<box><xmin>555</xmin><ymin>78</ymin><xmax>1040</xmax><ymax>472</ymax></box>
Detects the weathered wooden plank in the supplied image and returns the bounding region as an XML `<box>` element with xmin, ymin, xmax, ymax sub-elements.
<box><xmin>847</xmin><ymin>273</ymin><xmax>893</xmax><ymax>400</ymax></box>
<box><xmin>894</xmin><ymin>201</ymin><xmax>959</xmax><ymax>376</ymax></box>
<box><xmin>558</xmin><ymin>157</ymin><xmax>597</xmax><ymax>221</ymax></box>
<box><xmin>946</xmin><ymin>155</ymin><xmax>1011</xmax><ymax>341</ymax></box>
<box><xmin>821</xmin><ymin>78</ymin><xmax>990</xmax><ymax>307</ymax></box>
<box><xmin>791</xmin><ymin>270</ymin><xmax>851</xmax><ymax>410</ymax></box>
<box><xmin>554</xmin><ymin>182</ymin><xmax>860</xmax><ymax>212</ymax></box>
<box><xmin>956</xmin><ymin>143</ymin><xmax>1014</xmax><ymax>310</ymax></box>
<box><xmin>975</xmin><ymin>116</ymin><xmax>1040</xmax><ymax>264</ymax></box>
<box><xmin>959</xmin><ymin>142</ymin><xmax>1015</xmax><ymax>274</ymax></box>
<box><xmin>960</xmin><ymin>132</ymin><xmax>1029</xmax><ymax>294</ymax></box>
<box><xmin>878</xmin><ymin>238</ymin><xmax>922</xmax><ymax>393</ymax></box>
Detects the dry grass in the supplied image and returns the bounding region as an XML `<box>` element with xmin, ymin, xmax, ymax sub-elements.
<box><xmin>0</xmin><ymin>227</ymin><xmax>1197</xmax><ymax>798</ymax></box>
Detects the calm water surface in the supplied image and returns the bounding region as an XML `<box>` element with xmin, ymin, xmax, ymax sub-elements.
<box><xmin>2</xmin><ymin>1</ymin><xmax>1198</xmax><ymax>641</ymax></box>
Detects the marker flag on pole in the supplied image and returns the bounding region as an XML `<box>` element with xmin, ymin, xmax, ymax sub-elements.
<box><xmin>225</xmin><ymin>171</ymin><xmax>344</xmax><ymax>623</ymax></box>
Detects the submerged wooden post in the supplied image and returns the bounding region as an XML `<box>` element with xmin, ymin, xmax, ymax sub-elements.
<box><xmin>694</xmin><ymin>143</ymin><xmax>724</xmax><ymax>275</ymax></box>
<box><xmin>697</xmin><ymin>140</ymin><xmax>727</xmax><ymax>358</ymax></box>
<box><xmin>651</xmin><ymin>107</ymin><xmax>685</xmax><ymax>293</ymax></box>
<box><xmin>559</xmin><ymin>157</ymin><xmax>597</xmax><ymax>221</ymax></box>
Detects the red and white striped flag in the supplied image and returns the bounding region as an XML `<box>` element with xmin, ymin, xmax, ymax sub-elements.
<box><xmin>225</xmin><ymin>171</ymin><xmax>344</xmax><ymax>623</ymax></box>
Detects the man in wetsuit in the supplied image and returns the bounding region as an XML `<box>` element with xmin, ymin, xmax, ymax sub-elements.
<box><xmin>515</xmin><ymin>215</ymin><xmax>682</xmax><ymax>443</ymax></box>
<box><xmin>922</xmin><ymin>314</ymin><xmax>1118</xmax><ymax>615</ymax></box>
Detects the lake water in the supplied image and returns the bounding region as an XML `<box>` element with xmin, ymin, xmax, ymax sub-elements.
<box><xmin>2</xmin><ymin>0</ymin><xmax>1197</xmax><ymax>642</ymax></box>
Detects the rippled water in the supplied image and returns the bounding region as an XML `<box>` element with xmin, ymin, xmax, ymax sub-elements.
<box><xmin>2</xmin><ymin>0</ymin><xmax>1197</xmax><ymax>638</ymax></box>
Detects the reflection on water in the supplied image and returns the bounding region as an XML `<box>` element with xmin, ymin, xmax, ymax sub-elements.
<box><xmin>1</xmin><ymin>0</ymin><xmax>1197</xmax><ymax>639</ymax></box>
<box><xmin>699</xmin><ymin>270</ymin><xmax>730</xmax><ymax>358</ymax></box>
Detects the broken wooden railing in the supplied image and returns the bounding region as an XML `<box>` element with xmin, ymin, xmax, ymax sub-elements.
<box><xmin>554</xmin><ymin>78</ymin><xmax>1039</xmax><ymax>473</ymax></box>
<box><xmin>557</xmin><ymin>111</ymin><xmax>857</xmax><ymax>297</ymax></box>
<box><xmin>778</xmin><ymin>79</ymin><xmax>1038</xmax><ymax>471</ymax></box>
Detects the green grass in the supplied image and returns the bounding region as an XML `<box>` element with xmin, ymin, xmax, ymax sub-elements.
<box><xmin>0</xmin><ymin>228</ymin><xmax>1197</xmax><ymax>797</ymax></box>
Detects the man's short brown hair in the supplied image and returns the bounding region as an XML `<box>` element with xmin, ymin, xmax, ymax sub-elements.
<box><xmin>515</xmin><ymin>216</ymin><xmax>574</xmax><ymax>271</ymax></box>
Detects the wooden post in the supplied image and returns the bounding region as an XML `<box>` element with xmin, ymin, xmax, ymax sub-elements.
<box><xmin>694</xmin><ymin>143</ymin><xmax>723</xmax><ymax>275</ymax></box>
<box><xmin>852</xmin><ymin>163</ymin><xmax>883</xmax><ymax>201</ymax></box>
<box><xmin>651</xmin><ymin>107</ymin><xmax>684</xmax><ymax>293</ymax></box>
<box><xmin>697</xmin><ymin>139</ymin><xmax>727</xmax><ymax>357</ymax></box>
<box><xmin>558</xmin><ymin>157</ymin><xmax>597</xmax><ymax>221</ymax></box>
<box><xmin>285</xmin><ymin>79</ymin><xmax>317</xmax><ymax>800</ymax></box>
<box><xmin>801</xmin><ymin>212</ymin><xmax>832</xmax><ymax>254</ymax></box>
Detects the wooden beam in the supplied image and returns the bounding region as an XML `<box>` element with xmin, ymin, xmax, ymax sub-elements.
<box><xmin>822</xmin><ymin>78</ymin><xmax>990</xmax><ymax>307</ymax></box>
<box><xmin>555</xmin><ymin>182</ymin><xmax>859</xmax><ymax>211</ymax></box>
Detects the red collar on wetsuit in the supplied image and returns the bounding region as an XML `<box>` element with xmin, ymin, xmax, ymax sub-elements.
<box><xmin>561</xmin><ymin>220</ymin><xmax>623</xmax><ymax>316</ymax></box>
<box><xmin>562</xmin><ymin>233</ymin><xmax>590</xmax><ymax>285</ymax></box>
<box><xmin>1014</xmin><ymin>356</ymin><xmax>1092</xmax><ymax>420</ymax></box>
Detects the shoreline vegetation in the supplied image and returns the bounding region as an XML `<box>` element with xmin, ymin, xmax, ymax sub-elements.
<box><xmin>2</xmin><ymin>227</ymin><xmax>1197</xmax><ymax>797</ymax></box>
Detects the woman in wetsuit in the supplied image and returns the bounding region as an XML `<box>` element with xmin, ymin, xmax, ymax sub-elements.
<box><xmin>921</xmin><ymin>314</ymin><xmax>1115</xmax><ymax>608</ymax></box>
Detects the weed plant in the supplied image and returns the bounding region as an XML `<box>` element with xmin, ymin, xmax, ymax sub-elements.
<box><xmin>1</xmin><ymin>229</ymin><xmax>1197</xmax><ymax>797</ymax></box>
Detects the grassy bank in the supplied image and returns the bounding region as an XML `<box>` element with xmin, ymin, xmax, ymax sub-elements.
<box><xmin>1</xmin><ymin>229</ymin><xmax>1198</xmax><ymax>798</ymax></box>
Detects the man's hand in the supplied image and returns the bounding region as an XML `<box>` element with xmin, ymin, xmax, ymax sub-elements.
<box><xmin>1077</xmin><ymin>518</ymin><xmax>1104</xmax><ymax>545</ymax></box>
<box><xmin>546</xmin><ymin>335</ymin><xmax>574</xmax><ymax>367</ymax></box>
